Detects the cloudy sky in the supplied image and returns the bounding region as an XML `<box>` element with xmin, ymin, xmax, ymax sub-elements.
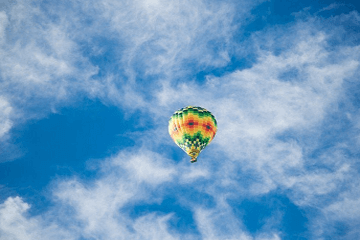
<box><xmin>1</xmin><ymin>0</ymin><xmax>360</xmax><ymax>239</ymax></box>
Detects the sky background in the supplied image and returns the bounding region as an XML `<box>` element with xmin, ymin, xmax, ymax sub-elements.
<box><xmin>1</xmin><ymin>0</ymin><xmax>360</xmax><ymax>239</ymax></box>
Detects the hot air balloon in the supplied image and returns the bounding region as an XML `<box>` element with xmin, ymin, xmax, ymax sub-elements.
<box><xmin>168</xmin><ymin>106</ymin><xmax>217</xmax><ymax>163</ymax></box>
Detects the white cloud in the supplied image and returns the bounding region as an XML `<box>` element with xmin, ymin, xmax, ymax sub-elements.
<box><xmin>51</xmin><ymin>150</ymin><xmax>182</xmax><ymax>239</ymax></box>
<box><xmin>0</xmin><ymin>0</ymin><xmax>262</xmax><ymax>149</ymax></box>
<box><xmin>132</xmin><ymin>213</ymin><xmax>180</xmax><ymax>240</ymax></box>
<box><xmin>96</xmin><ymin>0</ymin><xmax>239</xmax><ymax>77</ymax></box>
<box><xmin>194</xmin><ymin>207</ymin><xmax>251</xmax><ymax>240</ymax></box>
<box><xmin>0</xmin><ymin>0</ymin><xmax>99</xmax><ymax>135</ymax></box>
<box><xmin>152</xmin><ymin>17</ymin><xmax>360</xmax><ymax>238</ymax></box>
<box><xmin>119</xmin><ymin>150</ymin><xmax>176</xmax><ymax>185</ymax></box>
<box><xmin>1</xmin><ymin>0</ymin><xmax>360</xmax><ymax>239</ymax></box>
<box><xmin>0</xmin><ymin>197</ymin><xmax>75</xmax><ymax>240</ymax></box>
<box><xmin>179</xmin><ymin>166</ymin><xmax>210</xmax><ymax>184</ymax></box>
<box><xmin>326</xmin><ymin>195</ymin><xmax>360</xmax><ymax>221</ymax></box>
<box><xmin>303</xmin><ymin>177</ymin><xmax>360</xmax><ymax>239</ymax></box>
<box><xmin>0</xmin><ymin>97</ymin><xmax>12</xmax><ymax>139</ymax></box>
<box><xmin>0</xmin><ymin>11</ymin><xmax>8</xmax><ymax>43</ymax></box>
<box><xmin>155</xmin><ymin>22</ymin><xmax>359</xmax><ymax>178</ymax></box>
<box><xmin>0</xmin><ymin>147</ymin><xmax>285</xmax><ymax>240</ymax></box>
<box><xmin>0</xmin><ymin>149</ymin><xmax>183</xmax><ymax>239</ymax></box>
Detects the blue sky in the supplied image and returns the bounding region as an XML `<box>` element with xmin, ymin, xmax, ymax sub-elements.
<box><xmin>1</xmin><ymin>0</ymin><xmax>360</xmax><ymax>239</ymax></box>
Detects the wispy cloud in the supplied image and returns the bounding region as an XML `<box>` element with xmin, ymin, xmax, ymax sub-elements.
<box><xmin>0</xmin><ymin>197</ymin><xmax>76</xmax><ymax>240</ymax></box>
<box><xmin>1</xmin><ymin>0</ymin><xmax>360</xmax><ymax>239</ymax></box>
<box><xmin>151</xmin><ymin>14</ymin><xmax>360</xmax><ymax>238</ymax></box>
<box><xmin>0</xmin><ymin>0</ymin><xmax>259</xmax><ymax>142</ymax></box>
<box><xmin>0</xmin><ymin>97</ymin><xmax>12</xmax><ymax>139</ymax></box>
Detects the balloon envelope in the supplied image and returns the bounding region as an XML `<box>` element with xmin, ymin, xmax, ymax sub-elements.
<box><xmin>168</xmin><ymin>106</ymin><xmax>217</xmax><ymax>163</ymax></box>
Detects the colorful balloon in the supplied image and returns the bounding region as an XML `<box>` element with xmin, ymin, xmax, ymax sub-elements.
<box><xmin>168</xmin><ymin>106</ymin><xmax>217</xmax><ymax>163</ymax></box>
